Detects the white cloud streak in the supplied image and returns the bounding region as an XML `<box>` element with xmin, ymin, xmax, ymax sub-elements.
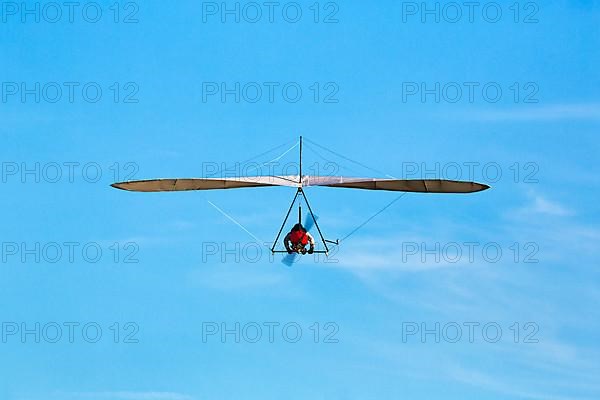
<box><xmin>457</xmin><ymin>103</ymin><xmax>600</xmax><ymax>121</ymax></box>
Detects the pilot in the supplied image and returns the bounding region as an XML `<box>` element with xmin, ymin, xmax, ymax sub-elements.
<box><xmin>284</xmin><ymin>223</ymin><xmax>315</xmax><ymax>255</ymax></box>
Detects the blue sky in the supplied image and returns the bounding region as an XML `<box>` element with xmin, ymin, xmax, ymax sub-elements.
<box><xmin>1</xmin><ymin>1</ymin><xmax>599</xmax><ymax>399</ymax></box>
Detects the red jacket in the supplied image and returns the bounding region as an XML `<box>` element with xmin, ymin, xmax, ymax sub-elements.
<box><xmin>289</xmin><ymin>229</ymin><xmax>309</xmax><ymax>245</ymax></box>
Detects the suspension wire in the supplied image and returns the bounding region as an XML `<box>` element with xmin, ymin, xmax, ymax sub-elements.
<box><xmin>243</xmin><ymin>141</ymin><xmax>299</xmax><ymax>176</ymax></box>
<box><xmin>206</xmin><ymin>198</ymin><xmax>274</xmax><ymax>252</ymax></box>
<box><xmin>240</xmin><ymin>138</ymin><xmax>297</xmax><ymax>164</ymax></box>
<box><xmin>304</xmin><ymin>137</ymin><xmax>396</xmax><ymax>179</ymax></box>
<box><xmin>340</xmin><ymin>193</ymin><xmax>407</xmax><ymax>242</ymax></box>
<box><xmin>303</xmin><ymin>142</ymin><xmax>365</xmax><ymax>177</ymax></box>
<box><xmin>207</xmin><ymin>200</ymin><xmax>264</xmax><ymax>243</ymax></box>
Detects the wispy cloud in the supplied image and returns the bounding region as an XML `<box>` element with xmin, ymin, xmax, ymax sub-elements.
<box><xmin>96</xmin><ymin>393</ymin><xmax>193</xmax><ymax>400</ymax></box>
<box><xmin>456</xmin><ymin>103</ymin><xmax>600</xmax><ymax>121</ymax></box>
<box><xmin>514</xmin><ymin>192</ymin><xmax>575</xmax><ymax>217</ymax></box>
<box><xmin>62</xmin><ymin>392</ymin><xmax>194</xmax><ymax>400</ymax></box>
<box><xmin>448</xmin><ymin>364</ymin><xmax>598</xmax><ymax>400</ymax></box>
<box><xmin>332</xmin><ymin>235</ymin><xmax>473</xmax><ymax>272</ymax></box>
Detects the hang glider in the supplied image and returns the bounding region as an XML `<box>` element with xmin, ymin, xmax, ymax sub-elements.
<box><xmin>111</xmin><ymin>136</ymin><xmax>490</xmax><ymax>259</ymax></box>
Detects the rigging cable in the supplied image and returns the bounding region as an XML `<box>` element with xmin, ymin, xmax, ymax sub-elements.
<box><xmin>340</xmin><ymin>193</ymin><xmax>407</xmax><ymax>242</ymax></box>
<box><xmin>304</xmin><ymin>137</ymin><xmax>396</xmax><ymax>179</ymax></box>
<box><xmin>303</xmin><ymin>142</ymin><xmax>365</xmax><ymax>177</ymax></box>
<box><xmin>243</xmin><ymin>140</ymin><xmax>299</xmax><ymax>177</ymax></box>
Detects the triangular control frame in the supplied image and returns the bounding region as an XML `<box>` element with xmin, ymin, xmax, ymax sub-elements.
<box><xmin>270</xmin><ymin>187</ymin><xmax>337</xmax><ymax>255</ymax></box>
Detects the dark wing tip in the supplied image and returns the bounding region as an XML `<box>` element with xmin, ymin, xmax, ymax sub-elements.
<box><xmin>476</xmin><ymin>183</ymin><xmax>491</xmax><ymax>192</ymax></box>
<box><xmin>111</xmin><ymin>182</ymin><xmax>129</xmax><ymax>191</ymax></box>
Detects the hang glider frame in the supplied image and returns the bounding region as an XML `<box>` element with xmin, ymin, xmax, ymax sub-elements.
<box><xmin>270</xmin><ymin>187</ymin><xmax>339</xmax><ymax>256</ymax></box>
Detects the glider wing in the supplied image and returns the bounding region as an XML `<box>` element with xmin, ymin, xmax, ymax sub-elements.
<box><xmin>304</xmin><ymin>176</ymin><xmax>489</xmax><ymax>193</ymax></box>
<box><xmin>111</xmin><ymin>176</ymin><xmax>300</xmax><ymax>192</ymax></box>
